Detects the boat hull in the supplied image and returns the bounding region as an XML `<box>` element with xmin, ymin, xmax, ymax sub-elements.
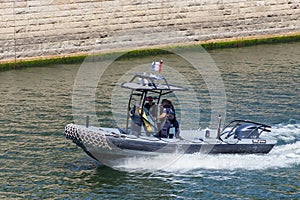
<box><xmin>64</xmin><ymin>124</ymin><xmax>276</xmax><ymax>164</ymax></box>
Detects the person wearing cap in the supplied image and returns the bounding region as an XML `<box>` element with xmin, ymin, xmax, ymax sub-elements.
<box><xmin>145</xmin><ymin>96</ymin><xmax>157</xmax><ymax>119</ymax></box>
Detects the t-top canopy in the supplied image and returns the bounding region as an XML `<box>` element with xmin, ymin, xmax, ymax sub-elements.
<box><xmin>121</xmin><ymin>73</ymin><xmax>187</xmax><ymax>91</ymax></box>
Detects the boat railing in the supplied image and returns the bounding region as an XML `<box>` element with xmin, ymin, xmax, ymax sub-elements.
<box><xmin>220</xmin><ymin>120</ymin><xmax>271</xmax><ymax>139</ymax></box>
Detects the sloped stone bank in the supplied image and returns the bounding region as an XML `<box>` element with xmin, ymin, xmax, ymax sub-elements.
<box><xmin>1</xmin><ymin>0</ymin><xmax>299</xmax><ymax>65</ymax></box>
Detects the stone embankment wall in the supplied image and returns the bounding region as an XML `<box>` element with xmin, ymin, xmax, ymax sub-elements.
<box><xmin>1</xmin><ymin>0</ymin><xmax>299</xmax><ymax>62</ymax></box>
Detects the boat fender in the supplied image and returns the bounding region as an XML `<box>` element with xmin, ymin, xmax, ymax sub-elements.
<box><xmin>205</xmin><ymin>128</ymin><xmax>210</xmax><ymax>138</ymax></box>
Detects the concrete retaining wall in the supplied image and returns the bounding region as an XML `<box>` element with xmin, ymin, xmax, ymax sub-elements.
<box><xmin>1</xmin><ymin>0</ymin><xmax>299</xmax><ymax>62</ymax></box>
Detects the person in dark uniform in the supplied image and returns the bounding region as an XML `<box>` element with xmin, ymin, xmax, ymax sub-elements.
<box><xmin>145</xmin><ymin>96</ymin><xmax>158</xmax><ymax>119</ymax></box>
<box><xmin>145</xmin><ymin>96</ymin><xmax>154</xmax><ymax>112</ymax></box>
<box><xmin>157</xmin><ymin>99</ymin><xmax>180</xmax><ymax>138</ymax></box>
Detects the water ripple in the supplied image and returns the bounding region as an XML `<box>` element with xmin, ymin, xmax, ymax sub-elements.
<box><xmin>0</xmin><ymin>43</ymin><xmax>299</xmax><ymax>199</ymax></box>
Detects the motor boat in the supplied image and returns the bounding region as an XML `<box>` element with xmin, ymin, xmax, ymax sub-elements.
<box><xmin>64</xmin><ymin>70</ymin><xmax>277</xmax><ymax>165</ymax></box>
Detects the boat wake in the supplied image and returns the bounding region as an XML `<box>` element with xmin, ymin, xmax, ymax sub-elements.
<box><xmin>114</xmin><ymin>123</ymin><xmax>300</xmax><ymax>172</ymax></box>
<box><xmin>270</xmin><ymin>123</ymin><xmax>299</xmax><ymax>144</ymax></box>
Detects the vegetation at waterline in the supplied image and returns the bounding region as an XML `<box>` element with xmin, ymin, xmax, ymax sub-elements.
<box><xmin>0</xmin><ymin>55</ymin><xmax>87</xmax><ymax>71</ymax></box>
<box><xmin>201</xmin><ymin>34</ymin><xmax>300</xmax><ymax>49</ymax></box>
<box><xmin>1</xmin><ymin>33</ymin><xmax>299</xmax><ymax>71</ymax></box>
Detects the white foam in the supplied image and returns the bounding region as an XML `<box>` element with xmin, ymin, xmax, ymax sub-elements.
<box><xmin>113</xmin><ymin>124</ymin><xmax>300</xmax><ymax>172</ymax></box>
<box><xmin>116</xmin><ymin>147</ymin><xmax>298</xmax><ymax>172</ymax></box>
<box><xmin>268</xmin><ymin>123</ymin><xmax>300</xmax><ymax>142</ymax></box>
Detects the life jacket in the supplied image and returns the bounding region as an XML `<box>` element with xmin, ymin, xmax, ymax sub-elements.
<box><xmin>163</xmin><ymin>106</ymin><xmax>175</xmax><ymax>121</ymax></box>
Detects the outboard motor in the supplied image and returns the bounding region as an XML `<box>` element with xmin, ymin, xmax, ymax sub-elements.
<box><xmin>234</xmin><ymin>123</ymin><xmax>260</xmax><ymax>139</ymax></box>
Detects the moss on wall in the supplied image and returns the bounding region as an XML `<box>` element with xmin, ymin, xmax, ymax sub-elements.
<box><xmin>1</xmin><ymin>34</ymin><xmax>299</xmax><ymax>71</ymax></box>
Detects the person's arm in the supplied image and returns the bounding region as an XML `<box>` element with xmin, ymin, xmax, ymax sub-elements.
<box><xmin>157</xmin><ymin>112</ymin><xmax>166</xmax><ymax>120</ymax></box>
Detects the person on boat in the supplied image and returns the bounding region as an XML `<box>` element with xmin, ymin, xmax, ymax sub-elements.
<box><xmin>130</xmin><ymin>103</ymin><xmax>156</xmax><ymax>137</ymax></box>
<box><xmin>145</xmin><ymin>96</ymin><xmax>154</xmax><ymax>111</ymax></box>
<box><xmin>130</xmin><ymin>104</ymin><xmax>142</xmax><ymax>137</ymax></box>
<box><xmin>157</xmin><ymin>99</ymin><xmax>180</xmax><ymax>138</ymax></box>
<box><xmin>144</xmin><ymin>96</ymin><xmax>157</xmax><ymax>119</ymax></box>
